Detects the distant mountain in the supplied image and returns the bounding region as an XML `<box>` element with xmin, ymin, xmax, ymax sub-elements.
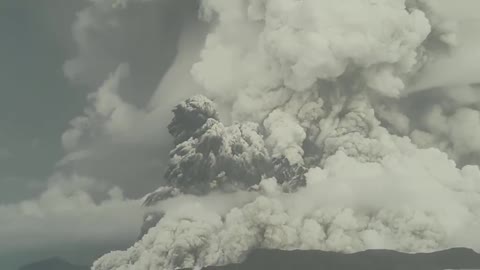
<box><xmin>194</xmin><ymin>248</ymin><xmax>480</xmax><ymax>270</ymax></box>
<box><xmin>18</xmin><ymin>257</ymin><xmax>88</xmax><ymax>270</ymax></box>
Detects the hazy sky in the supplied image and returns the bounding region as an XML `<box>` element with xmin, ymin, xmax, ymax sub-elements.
<box><xmin>0</xmin><ymin>0</ymin><xmax>85</xmax><ymax>204</ymax></box>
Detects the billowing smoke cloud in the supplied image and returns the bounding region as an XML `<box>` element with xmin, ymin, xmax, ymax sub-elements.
<box><xmin>4</xmin><ymin>0</ymin><xmax>479</xmax><ymax>269</ymax></box>
<box><xmin>88</xmin><ymin>0</ymin><xmax>480</xmax><ymax>269</ymax></box>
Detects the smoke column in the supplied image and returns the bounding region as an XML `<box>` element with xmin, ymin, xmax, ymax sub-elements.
<box><xmin>89</xmin><ymin>0</ymin><xmax>480</xmax><ymax>269</ymax></box>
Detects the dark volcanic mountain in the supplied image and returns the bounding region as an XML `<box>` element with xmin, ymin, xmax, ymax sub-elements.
<box><xmin>195</xmin><ymin>248</ymin><xmax>480</xmax><ymax>270</ymax></box>
<box><xmin>18</xmin><ymin>257</ymin><xmax>88</xmax><ymax>270</ymax></box>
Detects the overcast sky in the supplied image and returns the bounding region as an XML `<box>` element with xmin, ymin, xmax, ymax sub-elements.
<box><xmin>1</xmin><ymin>1</ymin><xmax>480</xmax><ymax>270</ymax></box>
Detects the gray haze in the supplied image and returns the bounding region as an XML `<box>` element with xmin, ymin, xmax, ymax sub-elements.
<box><xmin>0</xmin><ymin>0</ymin><xmax>84</xmax><ymax>204</ymax></box>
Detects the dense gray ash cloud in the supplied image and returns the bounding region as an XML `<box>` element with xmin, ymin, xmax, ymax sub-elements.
<box><xmin>91</xmin><ymin>1</ymin><xmax>480</xmax><ymax>270</ymax></box>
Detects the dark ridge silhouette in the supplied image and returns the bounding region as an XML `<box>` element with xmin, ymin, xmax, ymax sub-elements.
<box><xmin>193</xmin><ymin>248</ymin><xmax>480</xmax><ymax>270</ymax></box>
<box><xmin>18</xmin><ymin>257</ymin><xmax>88</xmax><ymax>270</ymax></box>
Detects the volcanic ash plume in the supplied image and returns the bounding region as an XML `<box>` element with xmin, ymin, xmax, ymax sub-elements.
<box><xmin>93</xmin><ymin>0</ymin><xmax>480</xmax><ymax>270</ymax></box>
